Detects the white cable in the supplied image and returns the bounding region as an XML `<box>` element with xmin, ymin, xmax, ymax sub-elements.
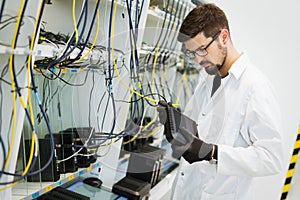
<box><xmin>56</xmin><ymin>127</ymin><xmax>95</xmax><ymax>163</ymax></box>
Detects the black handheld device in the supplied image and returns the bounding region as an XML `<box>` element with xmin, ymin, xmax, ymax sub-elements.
<box><xmin>158</xmin><ymin>100</ymin><xmax>198</xmax><ymax>142</ymax></box>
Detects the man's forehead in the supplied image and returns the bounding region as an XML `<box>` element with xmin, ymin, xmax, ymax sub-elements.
<box><xmin>184</xmin><ymin>32</ymin><xmax>207</xmax><ymax>50</ymax></box>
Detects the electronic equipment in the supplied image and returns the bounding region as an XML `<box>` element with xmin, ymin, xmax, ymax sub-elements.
<box><xmin>126</xmin><ymin>152</ymin><xmax>158</xmax><ymax>187</ymax></box>
<box><xmin>112</xmin><ymin>176</ymin><xmax>151</xmax><ymax>200</ymax></box>
<box><xmin>41</xmin><ymin>127</ymin><xmax>97</xmax><ymax>177</ymax></box>
<box><xmin>61</xmin><ymin>127</ymin><xmax>97</xmax><ymax>168</ymax></box>
<box><xmin>24</xmin><ymin>138</ymin><xmax>60</xmax><ymax>182</ymax></box>
<box><xmin>128</xmin><ymin>145</ymin><xmax>166</xmax><ymax>187</ymax></box>
<box><xmin>60</xmin><ymin>176</ymin><xmax>120</xmax><ymax>199</ymax></box>
<box><xmin>83</xmin><ymin>177</ymin><xmax>103</xmax><ymax>188</ymax></box>
<box><xmin>36</xmin><ymin>186</ymin><xmax>90</xmax><ymax>200</ymax></box>
<box><xmin>123</xmin><ymin>117</ymin><xmax>154</xmax><ymax>152</ymax></box>
<box><xmin>158</xmin><ymin>100</ymin><xmax>198</xmax><ymax>142</ymax></box>
<box><xmin>45</xmin><ymin>132</ymin><xmax>77</xmax><ymax>173</ymax></box>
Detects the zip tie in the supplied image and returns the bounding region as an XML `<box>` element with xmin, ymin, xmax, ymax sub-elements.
<box><xmin>109</xmin><ymin>84</ymin><xmax>113</xmax><ymax>94</ymax></box>
<box><xmin>1</xmin><ymin>47</ymin><xmax>34</xmax><ymax>55</ymax></box>
<box><xmin>34</xmin><ymin>92</ymin><xmax>42</xmax><ymax>105</ymax></box>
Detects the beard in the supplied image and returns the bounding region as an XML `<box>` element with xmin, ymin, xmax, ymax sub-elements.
<box><xmin>201</xmin><ymin>61</ymin><xmax>220</xmax><ymax>75</ymax></box>
<box><xmin>201</xmin><ymin>45</ymin><xmax>227</xmax><ymax>75</ymax></box>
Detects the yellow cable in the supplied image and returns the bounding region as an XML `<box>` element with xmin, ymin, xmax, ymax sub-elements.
<box><xmin>0</xmin><ymin>134</ymin><xmax>36</xmax><ymax>192</ymax></box>
<box><xmin>151</xmin><ymin>45</ymin><xmax>160</xmax><ymax>93</ymax></box>
<box><xmin>72</xmin><ymin>0</ymin><xmax>79</xmax><ymax>43</ymax></box>
<box><xmin>89</xmin><ymin>0</ymin><xmax>120</xmax><ymax>151</ymax></box>
<box><xmin>123</xmin><ymin>108</ymin><xmax>159</xmax><ymax>143</ymax></box>
<box><xmin>23</xmin><ymin>0</ymin><xmax>47</xmax><ymax>176</ymax></box>
<box><xmin>175</xmin><ymin>58</ymin><xmax>185</xmax><ymax>104</ymax></box>
<box><xmin>182</xmin><ymin>57</ymin><xmax>192</xmax><ymax>99</ymax></box>
<box><xmin>89</xmin><ymin>92</ymin><xmax>132</xmax><ymax>151</ymax></box>
<box><xmin>141</xmin><ymin>111</ymin><xmax>158</xmax><ymax>132</ymax></box>
<box><xmin>183</xmin><ymin>72</ymin><xmax>191</xmax><ymax>99</ymax></box>
<box><xmin>122</xmin><ymin>106</ymin><xmax>152</xmax><ymax>145</ymax></box>
<box><xmin>139</xmin><ymin>126</ymin><xmax>159</xmax><ymax>139</ymax></box>
<box><xmin>123</xmin><ymin>109</ymin><xmax>158</xmax><ymax>144</ymax></box>
<box><xmin>0</xmin><ymin>182</ymin><xmax>18</xmax><ymax>191</ymax></box>
<box><xmin>109</xmin><ymin>3</ymin><xmax>179</xmax><ymax>107</ymax></box>
<box><xmin>110</xmin><ymin>1</ymin><xmax>163</xmax><ymax>106</ymax></box>
<box><xmin>1</xmin><ymin>0</ymin><xmax>43</xmax><ymax>190</ymax></box>
<box><xmin>5</xmin><ymin>0</ymin><xmax>25</xmax><ymax>170</ymax></box>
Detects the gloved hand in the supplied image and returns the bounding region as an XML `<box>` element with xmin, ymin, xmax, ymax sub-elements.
<box><xmin>172</xmin><ymin>127</ymin><xmax>217</xmax><ymax>163</ymax></box>
<box><xmin>157</xmin><ymin>100</ymin><xmax>218</xmax><ymax>164</ymax></box>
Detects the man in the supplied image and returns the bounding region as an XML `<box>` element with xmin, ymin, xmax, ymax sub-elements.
<box><xmin>158</xmin><ymin>3</ymin><xmax>283</xmax><ymax>200</ymax></box>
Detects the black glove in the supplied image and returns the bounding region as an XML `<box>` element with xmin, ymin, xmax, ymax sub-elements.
<box><xmin>157</xmin><ymin>100</ymin><xmax>218</xmax><ymax>164</ymax></box>
<box><xmin>173</xmin><ymin>127</ymin><xmax>218</xmax><ymax>163</ymax></box>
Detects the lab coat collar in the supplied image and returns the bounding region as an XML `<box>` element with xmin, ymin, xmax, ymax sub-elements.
<box><xmin>228</xmin><ymin>53</ymin><xmax>248</xmax><ymax>80</ymax></box>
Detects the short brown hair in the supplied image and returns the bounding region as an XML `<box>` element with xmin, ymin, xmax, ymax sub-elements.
<box><xmin>177</xmin><ymin>3</ymin><xmax>229</xmax><ymax>42</ymax></box>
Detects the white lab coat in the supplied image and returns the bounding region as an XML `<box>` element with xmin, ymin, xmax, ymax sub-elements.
<box><xmin>171</xmin><ymin>53</ymin><xmax>283</xmax><ymax>200</ymax></box>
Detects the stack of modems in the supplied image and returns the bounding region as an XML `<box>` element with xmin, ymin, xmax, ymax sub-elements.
<box><xmin>24</xmin><ymin>127</ymin><xmax>97</xmax><ymax>182</ymax></box>
<box><xmin>112</xmin><ymin>145</ymin><xmax>166</xmax><ymax>200</ymax></box>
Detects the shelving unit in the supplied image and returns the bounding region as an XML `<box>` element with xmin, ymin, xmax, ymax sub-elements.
<box><xmin>0</xmin><ymin>0</ymin><xmax>200</xmax><ymax>199</ymax></box>
<box><xmin>13</xmin><ymin>162</ymin><xmax>101</xmax><ymax>200</ymax></box>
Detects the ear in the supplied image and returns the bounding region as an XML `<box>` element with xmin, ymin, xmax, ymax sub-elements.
<box><xmin>220</xmin><ymin>29</ymin><xmax>230</xmax><ymax>45</ymax></box>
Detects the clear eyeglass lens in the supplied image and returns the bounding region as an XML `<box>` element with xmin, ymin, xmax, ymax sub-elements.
<box><xmin>185</xmin><ymin>51</ymin><xmax>195</xmax><ymax>59</ymax></box>
<box><xmin>185</xmin><ymin>48</ymin><xmax>207</xmax><ymax>59</ymax></box>
<box><xmin>196</xmin><ymin>49</ymin><xmax>207</xmax><ymax>56</ymax></box>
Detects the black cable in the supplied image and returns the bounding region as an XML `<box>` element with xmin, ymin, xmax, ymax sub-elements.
<box><xmin>159</xmin><ymin>0</ymin><xmax>176</xmax><ymax>51</ymax></box>
<box><xmin>107</xmin><ymin>0</ymin><xmax>114</xmax><ymax>81</ymax></box>
<box><xmin>162</xmin><ymin>0</ymin><xmax>180</xmax><ymax>55</ymax></box>
<box><xmin>70</xmin><ymin>0</ymin><xmax>100</xmax><ymax>62</ymax></box>
<box><xmin>134</xmin><ymin>0</ymin><xmax>139</xmax><ymax>40</ymax></box>
<box><xmin>158</xmin><ymin>71</ymin><xmax>167</xmax><ymax>99</ymax></box>
<box><xmin>49</xmin><ymin>69</ymin><xmax>89</xmax><ymax>86</ymax></box>
<box><xmin>0</xmin><ymin>77</ymin><xmax>11</xmax><ymax>85</ymax></box>
<box><xmin>0</xmin><ymin>16</ymin><xmax>20</xmax><ymax>31</ymax></box>
<box><xmin>0</xmin><ymin>0</ymin><xmax>39</xmax><ymax>185</ymax></box>
<box><xmin>0</xmin><ymin>0</ymin><xmax>6</xmax><ymax>24</ymax></box>
<box><xmin>88</xmin><ymin>71</ymin><xmax>95</xmax><ymax>128</ymax></box>
<box><xmin>37</xmin><ymin>71</ymin><xmax>89</xmax><ymax>125</ymax></box>
<box><xmin>0</xmin><ymin>63</ymin><xmax>9</xmax><ymax>133</ymax></box>
<box><xmin>9</xmin><ymin>0</ymin><xmax>35</xmax><ymax>132</ymax></box>
<box><xmin>162</xmin><ymin>66</ymin><xmax>173</xmax><ymax>102</ymax></box>
<box><xmin>125</xmin><ymin>0</ymin><xmax>141</xmax><ymax>78</ymax></box>
<box><xmin>0</xmin><ymin>134</ymin><xmax>7</xmax><ymax>176</ymax></box>
<box><xmin>38</xmin><ymin>67</ymin><xmax>61</xmax><ymax>80</ymax></box>
<box><xmin>145</xmin><ymin>0</ymin><xmax>170</xmax><ymax>65</ymax></box>
<box><xmin>96</xmin><ymin>89</ymin><xmax>107</xmax><ymax>133</ymax></box>
<box><xmin>170</xmin><ymin>1</ymin><xmax>186</xmax><ymax>51</ymax></box>
<box><xmin>137</xmin><ymin>0</ymin><xmax>145</xmax><ymax>26</ymax></box>
<box><xmin>26</xmin><ymin>0</ymin><xmax>55</xmax><ymax>179</ymax></box>
<box><xmin>27</xmin><ymin>57</ymin><xmax>55</xmax><ymax>178</ymax></box>
<box><xmin>54</xmin><ymin>0</ymin><xmax>88</xmax><ymax>65</ymax></box>
<box><xmin>37</xmin><ymin>0</ymin><xmax>88</xmax><ymax>69</ymax></box>
<box><xmin>100</xmin><ymin>87</ymin><xmax>110</xmax><ymax>133</ymax></box>
<box><xmin>115</xmin><ymin>92</ymin><xmax>167</xmax><ymax>104</ymax></box>
<box><xmin>125</xmin><ymin>0</ymin><xmax>147</xmax><ymax>126</ymax></box>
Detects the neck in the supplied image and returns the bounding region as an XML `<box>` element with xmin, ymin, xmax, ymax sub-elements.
<box><xmin>218</xmin><ymin>46</ymin><xmax>241</xmax><ymax>77</ymax></box>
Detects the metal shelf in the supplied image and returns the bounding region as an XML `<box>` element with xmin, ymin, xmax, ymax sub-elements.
<box><xmin>12</xmin><ymin>162</ymin><xmax>101</xmax><ymax>200</ymax></box>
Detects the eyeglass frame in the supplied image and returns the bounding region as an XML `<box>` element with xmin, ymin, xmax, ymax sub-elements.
<box><xmin>185</xmin><ymin>30</ymin><xmax>221</xmax><ymax>59</ymax></box>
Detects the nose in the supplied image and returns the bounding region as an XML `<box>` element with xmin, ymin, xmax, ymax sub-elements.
<box><xmin>194</xmin><ymin>54</ymin><xmax>204</xmax><ymax>64</ymax></box>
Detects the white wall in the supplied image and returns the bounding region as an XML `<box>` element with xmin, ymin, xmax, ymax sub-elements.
<box><xmin>206</xmin><ymin>1</ymin><xmax>300</xmax><ymax>199</ymax></box>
